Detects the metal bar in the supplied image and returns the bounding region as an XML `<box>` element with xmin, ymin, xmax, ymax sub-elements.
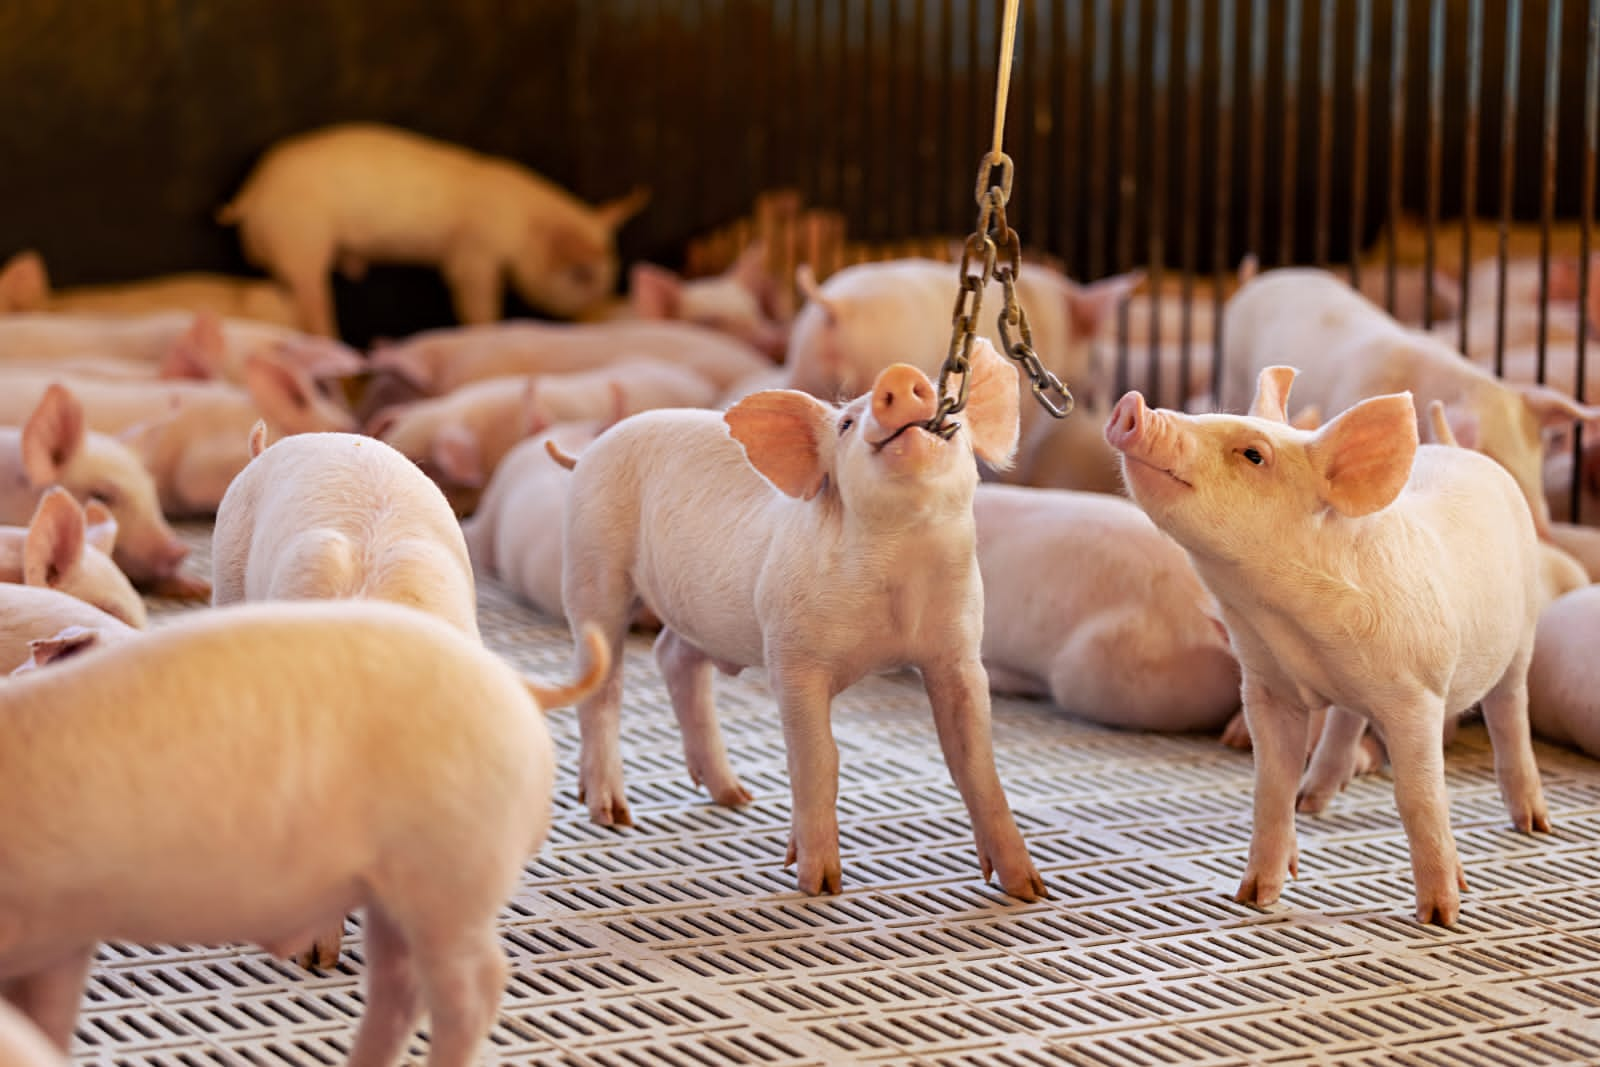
<box><xmin>1572</xmin><ymin>0</ymin><xmax>1598</xmax><ymax>522</ymax></box>
<box><xmin>1090</xmin><ymin>0</ymin><xmax>1112</xmax><ymax>280</ymax></box>
<box><xmin>1460</xmin><ymin>0</ymin><xmax>1485</xmax><ymax>353</ymax></box>
<box><xmin>1025</xmin><ymin>0</ymin><xmax>1047</xmax><ymax>260</ymax></box>
<box><xmin>1385</xmin><ymin>0</ymin><xmax>1407</xmax><ymax>314</ymax></box>
<box><xmin>1349</xmin><ymin>0</ymin><xmax>1372</xmax><ymax>291</ymax></box>
<box><xmin>1212</xmin><ymin>0</ymin><xmax>1237</xmax><ymax>397</ymax></box>
<box><xmin>1115</xmin><ymin>0</ymin><xmax>1143</xmax><ymax>398</ymax></box>
<box><xmin>1148</xmin><ymin>0</ymin><xmax>1171</xmax><ymax>405</ymax></box>
<box><xmin>1180</xmin><ymin>0</ymin><xmax>1205</xmax><ymax>405</ymax></box>
<box><xmin>1279</xmin><ymin>0</ymin><xmax>1302</xmax><ymax>265</ymax></box>
<box><xmin>1495</xmin><ymin>0</ymin><xmax>1525</xmax><ymax>380</ymax></box>
<box><xmin>1314</xmin><ymin>0</ymin><xmax>1336</xmax><ymax>266</ymax></box>
<box><xmin>1056</xmin><ymin>0</ymin><xmax>1081</xmax><ymax>273</ymax></box>
<box><xmin>1247</xmin><ymin>0</ymin><xmax>1267</xmax><ymax>263</ymax></box>
<box><xmin>1423</xmin><ymin>0</ymin><xmax>1445</xmax><ymax>330</ymax></box>
<box><xmin>1536</xmin><ymin>0</ymin><xmax>1563</xmax><ymax>386</ymax></box>
<box><xmin>938</xmin><ymin>0</ymin><xmax>954</xmax><ymax>235</ymax></box>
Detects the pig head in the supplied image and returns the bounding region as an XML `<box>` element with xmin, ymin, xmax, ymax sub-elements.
<box><xmin>509</xmin><ymin>187</ymin><xmax>649</xmax><ymax>319</ymax></box>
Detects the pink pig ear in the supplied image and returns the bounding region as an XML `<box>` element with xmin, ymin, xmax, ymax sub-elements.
<box><xmin>1065</xmin><ymin>271</ymin><xmax>1145</xmax><ymax>340</ymax></box>
<box><xmin>431</xmin><ymin>424</ymin><xmax>484</xmax><ymax>489</ymax></box>
<box><xmin>1307</xmin><ymin>392</ymin><xmax>1419</xmax><ymax>518</ymax></box>
<box><xmin>23</xmin><ymin>487</ymin><xmax>85</xmax><ymax>590</ymax></box>
<box><xmin>958</xmin><ymin>338</ymin><xmax>1021</xmax><ymax>467</ymax></box>
<box><xmin>629</xmin><ymin>263</ymin><xmax>683</xmax><ymax>320</ymax></box>
<box><xmin>724</xmin><ymin>389</ymin><xmax>833</xmax><ymax>499</ymax></box>
<box><xmin>0</xmin><ymin>250</ymin><xmax>50</xmax><ymax>311</ymax></box>
<box><xmin>21</xmin><ymin>384</ymin><xmax>86</xmax><ymax>488</ymax></box>
<box><xmin>1248</xmin><ymin>366</ymin><xmax>1298</xmax><ymax>423</ymax></box>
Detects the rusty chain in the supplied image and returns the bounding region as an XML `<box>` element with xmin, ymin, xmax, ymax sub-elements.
<box><xmin>926</xmin><ymin>150</ymin><xmax>1075</xmax><ymax>440</ymax></box>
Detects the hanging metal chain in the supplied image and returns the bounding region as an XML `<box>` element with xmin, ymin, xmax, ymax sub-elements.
<box><xmin>926</xmin><ymin>152</ymin><xmax>1075</xmax><ymax>438</ymax></box>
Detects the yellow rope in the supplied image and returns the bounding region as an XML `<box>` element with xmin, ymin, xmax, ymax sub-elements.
<box><xmin>990</xmin><ymin>0</ymin><xmax>1022</xmax><ymax>159</ymax></box>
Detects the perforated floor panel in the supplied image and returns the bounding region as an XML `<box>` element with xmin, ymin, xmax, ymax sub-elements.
<box><xmin>102</xmin><ymin>523</ymin><xmax>1600</xmax><ymax>1065</ymax></box>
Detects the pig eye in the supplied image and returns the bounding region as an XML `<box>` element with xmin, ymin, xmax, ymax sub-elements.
<box><xmin>1242</xmin><ymin>447</ymin><xmax>1264</xmax><ymax>465</ymax></box>
<box><xmin>838</xmin><ymin>415</ymin><xmax>855</xmax><ymax>435</ymax></box>
<box><xmin>91</xmin><ymin>487</ymin><xmax>120</xmax><ymax>506</ymax></box>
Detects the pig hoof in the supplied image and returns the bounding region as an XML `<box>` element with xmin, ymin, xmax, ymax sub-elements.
<box><xmin>1295</xmin><ymin>788</ymin><xmax>1335</xmax><ymax>815</ymax></box>
<box><xmin>997</xmin><ymin>865</ymin><xmax>1048</xmax><ymax>902</ymax></box>
<box><xmin>1511</xmin><ymin>805</ymin><xmax>1551</xmax><ymax>834</ymax></box>
<box><xmin>1219</xmin><ymin>711</ymin><xmax>1253</xmax><ymax>751</ymax></box>
<box><xmin>1414</xmin><ymin>897</ymin><xmax>1460</xmax><ymax>926</ymax></box>
<box><xmin>588</xmin><ymin>797</ymin><xmax>634</xmax><ymax>828</ymax></box>
<box><xmin>709</xmin><ymin>781</ymin><xmax>753</xmax><ymax>807</ymax></box>
<box><xmin>795</xmin><ymin>863</ymin><xmax>843</xmax><ymax>896</ymax></box>
<box><xmin>1234</xmin><ymin>872</ymin><xmax>1284</xmax><ymax>908</ymax></box>
<box><xmin>295</xmin><ymin>940</ymin><xmax>341</xmax><ymax>970</ymax></box>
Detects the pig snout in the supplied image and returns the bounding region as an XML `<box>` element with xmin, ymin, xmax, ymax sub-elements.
<box><xmin>1106</xmin><ymin>391</ymin><xmax>1188</xmax><ymax>485</ymax></box>
<box><xmin>869</xmin><ymin>363</ymin><xmax>937</xmax><ymax>438</ymax></box>
<box><xmin>1105</xmin><ymin>391</ymin><xmax>1151</xmax><ymax>453</ymax></box>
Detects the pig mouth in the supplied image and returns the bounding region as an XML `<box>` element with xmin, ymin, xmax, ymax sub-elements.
<box><xmin>1123</xmin><ymin>454</ymin><xmax>1192</xmax><ymax>488</ymax></box>
<box><xmin>869</xmin><ymin>422</ymin><xmax>930</xmax><ymax>452</ymax></box>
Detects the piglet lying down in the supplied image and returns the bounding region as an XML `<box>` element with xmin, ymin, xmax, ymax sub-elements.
<box><xmin>559</xmin><ymin>338</ymin><xmax>1044</xmax><ymax>900</ymax></box>
<box><xmin>0</xmin><ymin>600</ymin><xmax>607</xmax><ymax>1067</ymax></box>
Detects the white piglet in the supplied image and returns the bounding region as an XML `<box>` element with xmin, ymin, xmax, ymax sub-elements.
<box><xmin>1107</xmin><ymin>366</ymin><xmax>1549</xmax><ymax>926</ymax></box>
<box><xmin>560</xmin><ymin>338</ymin><xmax>1044</xmax><ymax>899</ymax></box>
<box><xmin>0</xmin><ymin>599</ymin><xmax>602</xmax><ymax>1067</ymax></box>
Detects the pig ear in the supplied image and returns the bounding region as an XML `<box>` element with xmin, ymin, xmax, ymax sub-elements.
<box><xmin>724</xmin><ymin>390</ymin><xmax>833</xmax><ymax>500</ymax></box>
<box><xmin>1513</xmin><ymin>383</ymin><xmax>1600</xmax><ymax>430</ymax></box>
<box><xmin>159</xmin><ymin>312</ymin><xmax>223</xmax><ymax>380</ymax></box>
<box><xmin>21</xmin><ymin>384</ymin><xmax>86</xmax><ymax>488</ymax></box>
<box><xmin>83</xmin><ymin>498</ymin><xmax>119</xmax><ymax>555</ymax></box>
<box><xmin>243</xmin><ymin>354</ymin><xmax>318</xmax><ymax>431</ymax></box>
<box><xmin>24</xmin><ymin>487</ymin><xmax>85</xmax><ymax>589</ymax></box>
<box><xmin>729</xmin><ymin>242</ymin><xmax>770</xmax><ymax>295</ymax></box>
<box><xmin>21</xmin><ymin>625</ymin><xmax>102</xmax><ymax>673</ymax></box>
<box><xmin>1248</xmin><ymin>366</ymin><xmax>1298</xmax><ymax>423</ymax></box>
<box><xmin>1288</xmin><ymin>404</ymin><xmax>1323</xmax><ymax>431</ymax></box>
<box><xmin>958</xmin><ymin>339</ymin><xmax>1021</xmax><ymax>467</ymax></box>
<box><xmin>1307</xmin><ymin>392</ymin><xmax>1419</xmax><ymax>518</ymax></box>
<box><xmin>0</xmin><ymin>250</ymin><xmax>49</xmax><ymax>311</ymax></box>
<box><xmin>595</xmin><ymin>186</ymin><xmax>650</xmax><ymax>231</ymax></box>
<box><xmin>629</xmin><ymin>263</ymin><xmax>683</xmax><ymax>320</ymax></box>
<box><xmin>1065</xmin><ymin>271</ymin><xmax>1145</xmax><ymax>339</ymax></box>
<box><xmin>364</xmin><ymin>405</ymin><xmax>405</xmax><ymax>439</ymax></box>
<box><xmin>516</xmin><ymin>379</ymin><xmax>549</xmax><ymax>437</ymax></box>
<box><xmin>431</xmin><ymin>424</ymin><xmax>484</xmax><ymax>488</ymax></box>
<box><xmin>248</xmin><ymin>419</ymin><xmax>270</xmax><ymax>458</ymax></box>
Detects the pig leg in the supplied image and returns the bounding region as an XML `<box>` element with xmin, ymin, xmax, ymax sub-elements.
<box><xmin>2</xmin><ymin>947</ymin><xmax>93</xmax><ymax>1052</ymax></box>
<box><xmin>1480</xmin><ymin>665</ymin><xmax>1551</xmax><ymax>833</ymax></box>
<box><xmin>1297</xmin><ymin>705</ymin><xmax>1367</xmax><ymax>814</ymax></box>
<box><xmin>271</xmin><ymin>249</ymin><xmax>338</xmax><ymax>340</ymax></box>
<box><xmin>442</xmin><ymin>248</ymin><xmax>504</xmax><ymax>327</ymax></box>
<box><xmin>1236</xmin><ymin>679</ymin><xmax>1307</xmax><ymax>908</ymax></box>
<box><xmin>772</xmin><ymin>664</ymin><xmax>843</xmax><ymax>894</ymax></box>
<box><xmin>922</xmin><ymin>658</ymin><xmax>1046</xmax><ymax>901</ymax></box>
<box><xmin>654</xmin><ymin>627</ymin><xmax>752</xmax><ymax>807</ymax></box>
<box><xmin>1381</xmin><ymin>702</ymin><xmax>1467</xmax><ymax>925</ymax></box>
<box><xmin>409</xmin><ymin>925</ymin><xmax>507</xmax><ymax>1067</ymax></box>
<box><xmin>345</xmin><ymin>905</ymin><xmax>422</xmax><ymax>1067</ymax></box>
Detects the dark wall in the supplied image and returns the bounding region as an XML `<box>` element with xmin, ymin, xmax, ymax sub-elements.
<box><xmin>2</xmin><ymin>0</ymin><xmax>1597</xmax><ymax>342</ymax></box>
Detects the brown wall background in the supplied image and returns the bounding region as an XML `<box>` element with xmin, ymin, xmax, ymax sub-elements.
<box><xmin>2</xmin><ymin>1</ymin><xmax>1596</xmax><ymax>344</ymax></box>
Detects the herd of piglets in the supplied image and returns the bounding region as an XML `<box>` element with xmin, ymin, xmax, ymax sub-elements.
<box><xmin>5</xmin><ymin>118</ymin><xmax>1600</xmax><ymax>1062</ymax></box>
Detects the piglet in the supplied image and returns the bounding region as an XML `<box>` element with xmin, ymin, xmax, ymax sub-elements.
<box><xmin>0</xmin><ymin>999</ymin><xmax>63</xmax><ymax>1067</ymax></box>
<box><xmin>0</xmin><ymin>249</ymin><xmax>301</xmax><ymax>328</ymax></box>
<box><xmin>974</xmin><ymin>483</ymin><xmax>1239</xmax><ymax>730</ymax></box>
<box><xmin>462</xmin><ymin>422</ymin><xmax>608</xmax><ymax>620</ymax></box>
<box><xmin>0</xmin><ymin>599</ymin><xmax>604</xmax><ymax>1066</ymax></box>
<box><xmin>219</xmin><ymin>122</ymin><xmax>648</xmax><ymax>334</ymax></box>
<box><xmin>1108</xmin><ymin>366</ymin><xmax>1548</xmax><ymax>925</ymax></box>
<box><xmin>0</xmin><ymin>386</ymin><xmax>196</xmax><ymax>594</ymax></box>
<box><xmin>1528</xmin><ymin>585</ymin><xmax>1600</xmax><ymax>759</ymax></box>
<box><xmin>0</xmin><ymin>488</ymin><xmax>146</xmax><ymax>627</ymax></box>
<box><xmin>369</xmin><ymin>318</ymin><xmax>768</xmax><ymax>397</ymax></box>
<box><xmin>560</xmin><ymin>338</ymin><xmax>1043</xmax><ymax>899</ymax></box>
<box><xmin>629</xmin><ymin>243</ymin><xmax>790</xmax><ymax>358</ymax></box>
<box><xmin>0</xmin><ymin>584</ymin><xmax>135</xmax><ymax>676</ymax></box>
<box><xmin>1220</xmin><ymin>267</ymin><xmax>1600</xmax><ymax>535</ymax></box>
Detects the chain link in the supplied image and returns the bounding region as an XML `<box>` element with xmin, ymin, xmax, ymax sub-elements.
<box><xmin>927</xmin><ymin>150</ymin><xmax>1075</xmax><ymax>438</ymax></box>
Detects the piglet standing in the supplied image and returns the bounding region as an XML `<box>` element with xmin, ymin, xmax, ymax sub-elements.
<box><xmin>0</xmin><ymin>599</ymin><xmax>603</xmax><ymax>1067</ymax></box>
<box><xmin>1107</xmin><ymin>366</ymin><xmax>1548</xmax><ymax>925</ymax></box>
<box><xmin>560</xmin><ymin>338</ymin><xmax>1044</xmax><ymax>899</ymax></box>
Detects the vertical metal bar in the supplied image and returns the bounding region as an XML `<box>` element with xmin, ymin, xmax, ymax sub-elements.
<box><xmin>967</xmin><ymin>0</ymin><xmax>983</xmax><ymax>228</ymax></box>
<box><xmin>1212</xmin><ymin>0</ymin><xmax>1237</xmax><ymax>396</ymax></box>
<box><xmin>1423</xmin><ymin>0</ymin><xmax>1445</xmax><ymax>329</ymax></box>
<box><xmin>915</xmin><ymin>0</ymin><xmax>935</xmax><ymax>235</ymax></box>
<box><xmin>1459</xmin><ymin>0</ymin><xmax>1485</xmax><ymax>353</ymax></box>
<box><xmin>1180</xmin><ymin>0</ymin><xmax>1204</xmax><ymax>405</ymax></box>
<box><xmin>1025</xmin><ymin>0</ymin><xmax>1047</xmax><ymax>262</ymax></box>
<box><xmin>1148</xmin><ymin>0</ymin><xmax>1171</xmax><ymax>405</ymax></box>
<box><xmin>1349</xmin><ymin>0</ymin><xmax>1372</xmax><ymax>291</ymax></box>
<box><xmin>1571</xmin><ymin>0</ymin><xmax>1598</xmax><ymax>522</ymax></box>
<box><xmin>1385</xmin><ymin>0</ymin><xmax>1407</xmax><ymax>314</ymax></box>
<box><xmin>1056</xmin><ymin>0</ymin><xmax>1081</xmax><ymax>273</ymax></box>
<box><xmin>1495</xmin><ymin>0</ymin><xmax>1524</xmax><ymax>380</ymax></box>
<box><xmin>815</xmin><ymin>0</ymin><xmax>835</xmax><ymax>209</ymax></box>
<box><xmin>1115</xmin><ymin>0</ymin><xmax>1143</xmax><ymax>397</ymax></box>
<box><xmin>1279</xmin><ymin>0</ymin><xmax>1302</xmax><ymax>265</ymax></box>
<box><xmin>1314</xmin><ymin>0</ymin><xmax>1336</xmax><ymax>266</ymax></box>
<box><xmin>1090</xmin><ymin>0</ymin><xmax>1112</xmax><ymax>279</ymax></box>
<box><xmin>1247</xmin><ymin>0</ymin><xmax>1267</xmax><ymax>263</ymax></box>
<box><xmin>1536</xmin><ymin>0</ymin><xmax>1563</xmax><ymax>386</ymax></box>
<box><xmin>938</xmin><ymin>0</ymin><xmax>954</xmax><ymax>236</ymax></box>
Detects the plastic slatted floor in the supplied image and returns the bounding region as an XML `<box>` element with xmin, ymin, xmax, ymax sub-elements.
<box><xmin>91</xmin><ymin>522</ymin><xmax>1600</xmax><ymax>1065</ymax></box>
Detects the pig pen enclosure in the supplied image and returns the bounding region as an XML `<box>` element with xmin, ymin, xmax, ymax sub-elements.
<box><xmin>11</xmin><ymin>1</ymin><xmax>1600</xmax><ymax>1065</ymax></box>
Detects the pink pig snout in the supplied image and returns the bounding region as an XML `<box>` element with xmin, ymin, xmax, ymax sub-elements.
<box><xmin>152</xmin><ymin>538</ymin><xmax>191</xmax><ymax>575</ymax></box>
<box><xmin>869</xmin><ymin>364</ymin><xmax>938</xmax><ymax>435</ymax></box>
<box><xmin>1105</xmin><ymin>390</ymin><xmax>1151</xmax><ymax>454</ymax></box>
